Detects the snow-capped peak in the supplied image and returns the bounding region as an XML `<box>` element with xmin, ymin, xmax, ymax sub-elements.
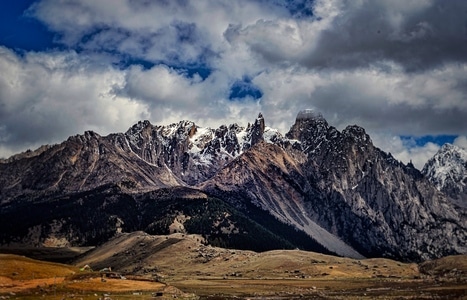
<box><xmin>422</xmin><ymin>143</ymin><xmax>467</xmax><ymax>204</ymax></box>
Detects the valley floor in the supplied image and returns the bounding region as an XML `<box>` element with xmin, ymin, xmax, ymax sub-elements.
<box><xmin>1</xmin><ymin>233</ymin><xmax>466</xmax><ymax>299</ymax></box>
<box><xmin>1</xmin><ymin>273</ymin><xmax>465</xmax><ymax>300</ymax></box>
<box><xmin>173</xmin><ymin>277</ymin><xmax>467</xmax><ymax>299</ymax></box>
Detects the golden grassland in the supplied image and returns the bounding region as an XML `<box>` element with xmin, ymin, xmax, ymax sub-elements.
<box><xmin>0</xmin><ymin>254</ymin><xmax>195</xmax><ymax>300</ymax></box>
<box><xmin>1</xmin><ymin>233</ymin><xmax>466</xmax><ymax>300</ymax></box>
<box><xmin>1</xmin><ymin>252</ymin><xmax>466</xmax><ymax>299</ymax></box>
<box><xmin>0</xmin><ymin>254</ymin><xmax>78</xmax><ymax>280</ymax></box>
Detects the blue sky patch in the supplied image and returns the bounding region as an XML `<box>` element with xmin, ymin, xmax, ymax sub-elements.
<box><xmin>229</xmin><ymin>77</ymin><xmax>263</xmax><ymax>100</ymax></box>
<box><xmin>400</xmin><ymin>135</ymin><xmax>457</xmax><ymax>148</ymax></box>
<box><xmin>118</xmin><ymin>57</ymin><xmax>156</xmax><ymax>70</ymax></box>
<box><xmin>178</xmin><ymin>64</ymin><xmax>212</xmax><ymax>80</ymax></box>
<box><xmin>0</xmin><ymin>1</ymin><xmax>56</xmax><ymax>51</ymax></box>
<box><xmin>111</xmin><ymin>55</ymin><xmax>212</xmax><ymax>80</ymax></box>
<box><xmin>285</xmin><ymin>0</ymin><xmax>314</xmax><ymax>18</ymax></box>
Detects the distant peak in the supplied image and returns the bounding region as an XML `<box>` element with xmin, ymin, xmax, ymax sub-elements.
<box><xmin>432</xmin><ymin>143</ymin><xmax>467</xmax><ymax>161</ymax></box>
<box><xmin>126</xmin><ymin>120</ymin><xmax>153</xmax><ymax>135</ymax></box>
<box><xmin>132</xmin><ymin>120</ymin><xmax>152</xmax><ymax>129</ymax></box>
<box><xmin>137</xmin><ymin>120</ymin><xmax>152</xmax><ymax>127</ymax></box>
<box><xmin>296</xmin><ymin>109</ymin><xmax>324</xmax><ymax>120</ymax></box>
<box><xmin>439</xmin><ymin>143</ymin><xmax>459</xmax><ymax>152</ymax></box>
<box><xmin>342</xmin><ymin>125</ymin><xmax>371</xmax><ymax>143</ymax></box>
<box><xmin>285</xmin><ymin>109</ymin><xmax>329</xmax><ymax>142</ymax></box>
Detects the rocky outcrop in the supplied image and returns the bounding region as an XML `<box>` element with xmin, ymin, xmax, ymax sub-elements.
<box><xmin>422</xmin><ymin>143</ymin><xmax>467</xmax><ymax>208</ymax></box>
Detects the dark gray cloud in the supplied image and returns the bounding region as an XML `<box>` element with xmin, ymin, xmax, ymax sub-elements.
<box><xmin>227</xmin><ymin>0</ymin><xmax>467</xmax><ymax>72</ymax></box>
<box><xmin>303</xmin><ymin>0</ymin><xmax>467</xmax><ymax>71</ymax></box>
<box><xmin>308</xmin><ymin>69</ymin><xmax>467</xmax><ymax>135</ymax></box>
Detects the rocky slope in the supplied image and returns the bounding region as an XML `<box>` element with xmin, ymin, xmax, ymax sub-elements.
<box><xmin>201</xmin><ymin>111</ymin><xmax>466</xmax><ymax>261</ymax></box>
<box><xmin>285</xmin><ymin>111</ymin><xmax>465</xmax><ymax>261</ymax></box>
<box><xmin>0</xmin><ymin>110</ymin><xmax>465</xmax><ymax>262</ymax></box>
<box><xmin>0</xmin><ymin>130</ymin><xmax>183</xmax><ymax>203</ymax></box>
<box><xmin>422</xmin><ymin>143</ymin><xmax>467</xmax><ymax>208</ymax></box>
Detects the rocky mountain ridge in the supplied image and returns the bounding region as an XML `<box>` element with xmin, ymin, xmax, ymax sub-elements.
<box><xmin>0</xmin><ymin>110</ymin><xmax>465</xmax><ymax>262</ymax></box>
<box><xmin>0</xmin><ymin>113</ymin><xmax>284</xmax><ymax>202</ymax></box>
<box><xmin>422</xmin><ymin>143</ymin><xmax>467</xmax><ymax>208</ymax></box>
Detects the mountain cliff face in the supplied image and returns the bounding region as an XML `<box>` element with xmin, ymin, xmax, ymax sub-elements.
<box><xmin>422</xmin><ymin>143</ymin><xmax>467</xmax><ymax>208</ymax></box>
<box><xmin>0</xmin><ymin>110</ymin><xmax>465</xmax><ymax>262</ymax></box>
<box><xmin>201</xmin><ymin>111</ymin><xmax>466</xmax><ymax>261</ymax></box>
<box><xmin>286</xmin><ymin>112</ymin><xmax>464</xmax><ymax>260</ymax></box>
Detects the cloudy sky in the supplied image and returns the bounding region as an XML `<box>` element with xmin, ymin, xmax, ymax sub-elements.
<box><xmin>0</xmin><ymin>0</ymin><xmax>466</xmax><ymax>169</ymax></box>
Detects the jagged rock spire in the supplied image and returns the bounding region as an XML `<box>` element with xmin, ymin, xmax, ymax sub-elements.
<box><xmin>250</xmin><ymin>113</ymin><xmax>265</xmax><ymax>146</ymax></box>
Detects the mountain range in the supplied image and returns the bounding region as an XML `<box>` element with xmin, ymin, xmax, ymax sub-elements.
<box><xmin>0</xmin><ymin>110</ymin><xmax>465</xmax><ymax>262</ymax></box>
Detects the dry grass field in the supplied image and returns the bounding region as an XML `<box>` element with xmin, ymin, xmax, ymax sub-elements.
<box><xmin>1</xmin><ymin>232</ymin><xmax>466</xmax><ymax>299</ymax></box>
<box><xmin>0</xmin><ymin>254</ymin><xmax>196</xmax><ymax>299</ymax></box>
